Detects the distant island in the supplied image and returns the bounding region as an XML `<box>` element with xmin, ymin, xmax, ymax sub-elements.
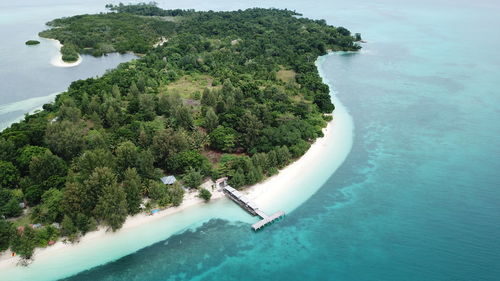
<box><xmin>0</xmin><ymin>3</ymin><xmax>360</xmax><ymax>263</ymax></box>
<box><xmin>25</xmin><ymin>40</ymin><xmax>40</xmax><ymax>46</ymax></box>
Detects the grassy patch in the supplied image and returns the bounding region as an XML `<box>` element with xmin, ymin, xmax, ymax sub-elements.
<box><xmin>160</xmin><ymin>74</ymin><xmax>220</xmax><ymax>99</ymax></box>
<box><xmin>276</xmin><ymin>68</ymin><xmax>296</xmax><ymax>84</ymax></box>
<box><xmin>12</xmin><ymin>213</ymin><xmax>31</xmax><ymax>228</ymax></box>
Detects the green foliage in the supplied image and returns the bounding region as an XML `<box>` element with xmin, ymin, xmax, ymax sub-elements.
<box><xmin>84</xmin><ymin>130</ymin><xmax>108</xmax><ymax>149</ymax></box>
<box><xmin>147</xmin><ymin>179</ymin><xmax>170</xmax><ymax>207</ymax></box>
<box><xmin>61</xmin><ymin>44</ymin><xmax>79</xmax><ymax>62</ymax></box>
<box><xmin>93</xmin><ymin>169</ymin><xmax>128</xmax><ymax>231</ymax></box>
<box><xmin>136</xmin><ymin>149</ymin><xmax>158</xmax><ymax>179</ymax></box>
<box><xmin>182</xmin><ymin>168</ymin><xmax>203</xmax><ymax>189</ymax></box>
<box><xmin>122</xmin><ymin>168</ymin><xmax>142</xmax><ymax>214</ymax></box>
<box><xmin>2</xmin><ymin>198</ymin><xmax>23</xmax><ymax>218</ymax></box>
<box><xmin>209</xmin><ymin>126</ymin><xmax>236</xmax><ymax>152</ymax></box>
<box><xmin>61</xmin><ymin>182</ymin><xmax>87</xmax><ymax>218</ymax></box>
<box><xmin>148</xmin><ymin>180</ymin><xmax>184</xmax><ymax>207</ymax></box>
<box><xmin>203</xmin><ymin>107</ymin><xmax>219</xmax><ymax>132</ymax></box>
<box><xmin>0</xmin><ymin>161</ymin><xmax>19</xmax><ymax>189</ymax></box>
<box><xmin>289</xmin><ymin>139</ymin><xmax>311</xmax><ymax>158</ymax></box>
<box><xmin>11</xmin><ymin>226</ymin><xmax>36</xmax><ymax>260</ymax></box>
<box><xmin>25</xmin><ymin>40</ymin><xmax>40</xmax><ymax>45</ymax></box>
<box><xmin>152</xmin><ymin>128</ymin><xmax>189</xmax><ymax>166</ymax></box>
<box><xmin>198</xmin><ymin>188</ymin><xmax>211</xmax><ymax>202</ymax></box>
<box><xmin>61</xmin><ymin>215</ymin><xmax>78</xmax><ymax>237</ymax></box>
<box><xmin>106</xmin><ymin>3</ymin><xmax>194</xmax><ymax>17</ymax></box>
<box><xmin>17</xmin><ymin>145</ymin><xmax>49</xmax><ymax>173</ymax></box>
<box><xmin>39</xmin><ymin>11</ymin><xmax>176</xmax><ymax>57</ymax></box>
<box><xmin>275</xmin><ymin>146</ymin><xmax>292</xmax><ymax>168</ymax></box>
<box><xmin>29</xmin><ymin>150</ymin><xmax>67</xmax><ymax>184</ymax></box>
<box><xmin>0</xmin><ymin>189</ymin><xmax>12</xmax><ymax>215</ymax></box>
<box><xmin>0</xmin><ymin>219</ymin><xmax>14</xmax><ymax>251</ymax></box>
<box><xmin>74</xmin><ymin>149</ymin><xmax>115</xmax><ymax>177</ymax></box>
<box><xmin>167</xmin><ymin>150</ymin><xmax>211</xmax><ymax>175</ymax></box>
<box><xmin>0</xmin><ymin>4</ymin><xmax>360</xmax><ymax>254</ymax></box>
<box><xmin>115</xmin><ymin>141</ymin><xmax>140</xmax><ymax>176</ymax></box>
<box><xmin>34</xmin><ymin>226</ymin><xmax>60</xmax><ymax>247</ymax></box>
<box><xmin>174</xmin><ymin>106</ymin><xmax>194</xmax><ymax>130</ymax></box>
<box><xmin>228</xmin><ymin>168</ymin><xmax>245</xmax><ymax>188</ymax></box>
<box><xmin>84</xmin><ymin>167</ymin><xmax>118</xmax><ymax>212</ymax></box>
<box><xmin>0</xmin><ymin>138</ymin><xmax>17</xmax><ymax>162</ymax></box>
<box><xmin>31</xmin><ymin>188</ymin><xmax>63</xmax><ymax>224</ymax></box>
<box><xmin>167</xmin><ymin>183</ymin><xmax>184</xmax><ymax>206</ymax></box>
<box><xmin>44</xmin><ymin>121</ymin><xmax>84</xmax><ymax>160</ymax></box>
<box><xmin>20</xmin><ymin>177</ymin><xmax>44</xmax><ymax>205</ymax></box>
<box><xmin>0</xmin><ymin>188</ymin><xmax>23</xmax><ymax>218</ymax></box>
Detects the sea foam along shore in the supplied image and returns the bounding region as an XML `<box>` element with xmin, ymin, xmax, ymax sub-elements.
<box><xmin>43</xmin><ymin>38</ymin><xmax>82</xmax><ymax>67</ymax></box>
<box><xmin>0</xmin><ymin>53</ymin><xmax>354</xmax><ymax>281</ymax></box>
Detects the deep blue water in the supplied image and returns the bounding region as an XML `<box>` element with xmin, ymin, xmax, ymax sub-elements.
<box><xmin>2</xmin><ymin>0</ymin><xmax>500</xmax><ymax>280</ymax></box>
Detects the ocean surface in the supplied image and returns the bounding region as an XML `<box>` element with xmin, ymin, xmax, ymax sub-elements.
<box><xmin>2</xmin><ymin>0</ymin><xmax>500</xmax><ymax>280</ymax></box>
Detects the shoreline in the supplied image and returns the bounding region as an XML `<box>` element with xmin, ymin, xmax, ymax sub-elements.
<box><xmin>0</xmin><ymin>114</ymin><xmax>348</xmax><ymax>272</ymax></box>
<box><xmin>2</xmin><ymin>120</ymin><xmax>336</xmax><ymax>265</ymax></box>
<box><xmin>0</xmin><ymin>53</ymin><xmax>354</xmax><ymax>281</ymax></box>
<box><xmin>0</xmin><ymin>188</ymin><xmax>227</xmax><ymax>267</ymax></box>
<box><xmin>42</xmin><ymin>38</ymin><xmax>82</xmax><ymax>67</ymax></box>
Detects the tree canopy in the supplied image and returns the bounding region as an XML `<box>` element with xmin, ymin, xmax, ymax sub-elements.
<box><xmin>0</xmin><ymin>3</ymin><xmax>360</xmax><ymax>256</ymax></box>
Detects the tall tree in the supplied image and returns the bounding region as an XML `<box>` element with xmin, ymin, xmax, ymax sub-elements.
<box><xmin>122</xmin><ymin>168</ymin><xmax>142</xmax><ymax>214</ymax></box>
<box><xmin>175</xmin><ymin>106</ymin><xmax>194</xmax><ymax>130</ymax></box>
<box><xmin>201</xmin><ymin>88</ymin><xmax>217</xmax><ymax>107</ymax></box>
<box><xmin>167</xmin><ymin>183</ymin><xmax>184</xmax><ymax>207</ymax></box>
<box><xmin>139</xmin><ymin>94</ymin><xmax>156</xmax><ymax>121</ymax></box>
<box><xmin>74</xmin><ymin>149</ymin><xmax>115</xmax><ymax>177</ymax></box>
<box><xmin>29</xmin><ymin>150</ymin><xmax>67</xmax><ymax>183</ymax></box>
<box><xmin>94</xmin><ymin>177</ymin><xmax>128</xmax><ymax>231</ymax></box>
<box><xmin>11</xmin><ymin>226</ymin><xmax>36</xmax><ymax>261</ymax></box>
<box><xmin>182</xmin><ymin>168</ymin><xmax>203</xmax><ymax>189</ymax></box>
<box><xmin>16</xmin><ymin>145</ymin><xmax>49</xmax><ymax>173</ymax></box>
<box><xmin>136</xmin><ymin>149</ymin><xmax>157</xmax><ymax>179</ymax></box>
<box><xmin>0</xmin><ymin>219</ymin><xmax>14</xmax><ymax>252</ymax></box>
<box><xmin>34</xmin><ymin>188</ymin><xmax>63</xmax><ymax>224</ymax></box>
<box><xmin>229</xmin><ymin>168</ymin><xmax>246</xmax><ymax>188</ymax></box>
<box><xmin>116</xmin><ymin>141</ymin><xmax>139</xmax><ymax>174</ymax></box>
<box><xmin>203</xmin><ymin>107</ymin><xmax>219</xmax><ymax>132</ymax></box>
<box><xmin>0</xmin><ymin>138</ymin><xmax>16</xmax><ymax>163</ymax></box>
<box><xmin>238</xmin><ymin>112</ymin><xmax>263</xmax><ymax>149</ymax></box>
<box><xmin>0</xmin><ymin>161</ymin><xmax>19</xmax><ymax>189</ymax></box>
<box><xmin>111</xmin><ymin>84</ymin><xmax>121</xmax><ymax>98</ymax></box>
<box><xmin>151</xmin><ymin>128</ymin><xmax>189</xmax><ymax>165</ymax></box>
<box><xmin>44</xmin><ymin>121</ymin><xmax>84</xmax><ymax>160</ymax></box>
<box><xmin>84</xmin><ymin>167</ymin><xmax>117</xmax><ymax>213</ymax></box>
<box><xmin>60</xmin><ymin>215</ymin><xmax>78</xmax><ymax>237</ymax></box>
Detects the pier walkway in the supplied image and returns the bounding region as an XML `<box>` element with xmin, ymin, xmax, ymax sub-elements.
<box><xmin>221</xmin><ymin>184</ymin><xmax>285</xmax><ymax>231</ymax></box>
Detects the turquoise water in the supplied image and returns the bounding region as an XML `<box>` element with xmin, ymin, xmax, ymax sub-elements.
<box><xmin>2</xmin><ymin>0</ymin><xmax>500</xmax><ymax>280</ymax></box>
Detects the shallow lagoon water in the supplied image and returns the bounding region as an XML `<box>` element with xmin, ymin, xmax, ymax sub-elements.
<box><xmin>0</xmin><ymin>0</ymin><xmax>137</xmax><ymax>130</ymax></box>
<box><xmin>1</xmin><ymin>0</ymin><xmax>500</xmax><ymax>280</ymax></box>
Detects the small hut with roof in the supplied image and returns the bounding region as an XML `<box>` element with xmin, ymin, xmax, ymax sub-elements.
<box><xmin>160</xmin><ymin>175</ymin><xmax>177</xmax><ymax>185</ymax></box>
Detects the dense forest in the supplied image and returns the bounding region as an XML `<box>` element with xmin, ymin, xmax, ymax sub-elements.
<box><xmin>1</xmin><ymin>3</ymin><xmax>360</xmax><ymax>261</ymax></box>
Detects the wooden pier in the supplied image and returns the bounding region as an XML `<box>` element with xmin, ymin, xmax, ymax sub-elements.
<box><xmin>221</xmin><ymin>184</ymin><xmax>285</xmax><ymax>231</ymax></box>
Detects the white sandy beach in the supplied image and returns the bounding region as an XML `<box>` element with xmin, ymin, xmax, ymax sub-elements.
<box><xmin>0</xmin><ymin>104</ymin><xmax>351</xmax><ymax>271</ymax></box>
<box><xmin>0</xmin><ymin>188</ymin><xmax>226</xmax><ymax>267</ymax></box>
<box><xmin>0</xmin><ymin>54</ymin><xmax>354</xmax><ymax>280</ymax></box>
<box><xmin>44</xmin><ymin>38</ymin><xmax>82</xmax><ymax>67</ymax></box>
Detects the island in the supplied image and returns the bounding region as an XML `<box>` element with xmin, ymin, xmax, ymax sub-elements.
<box><xmin>0</xmin><ymin>3</ymin><xmax>360</xmax><ymax>264</ymax></box>
<box><xmin>25</xmin><ymin>40</ymin><xmax>40</xmax><ymax>46</ymax></box>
